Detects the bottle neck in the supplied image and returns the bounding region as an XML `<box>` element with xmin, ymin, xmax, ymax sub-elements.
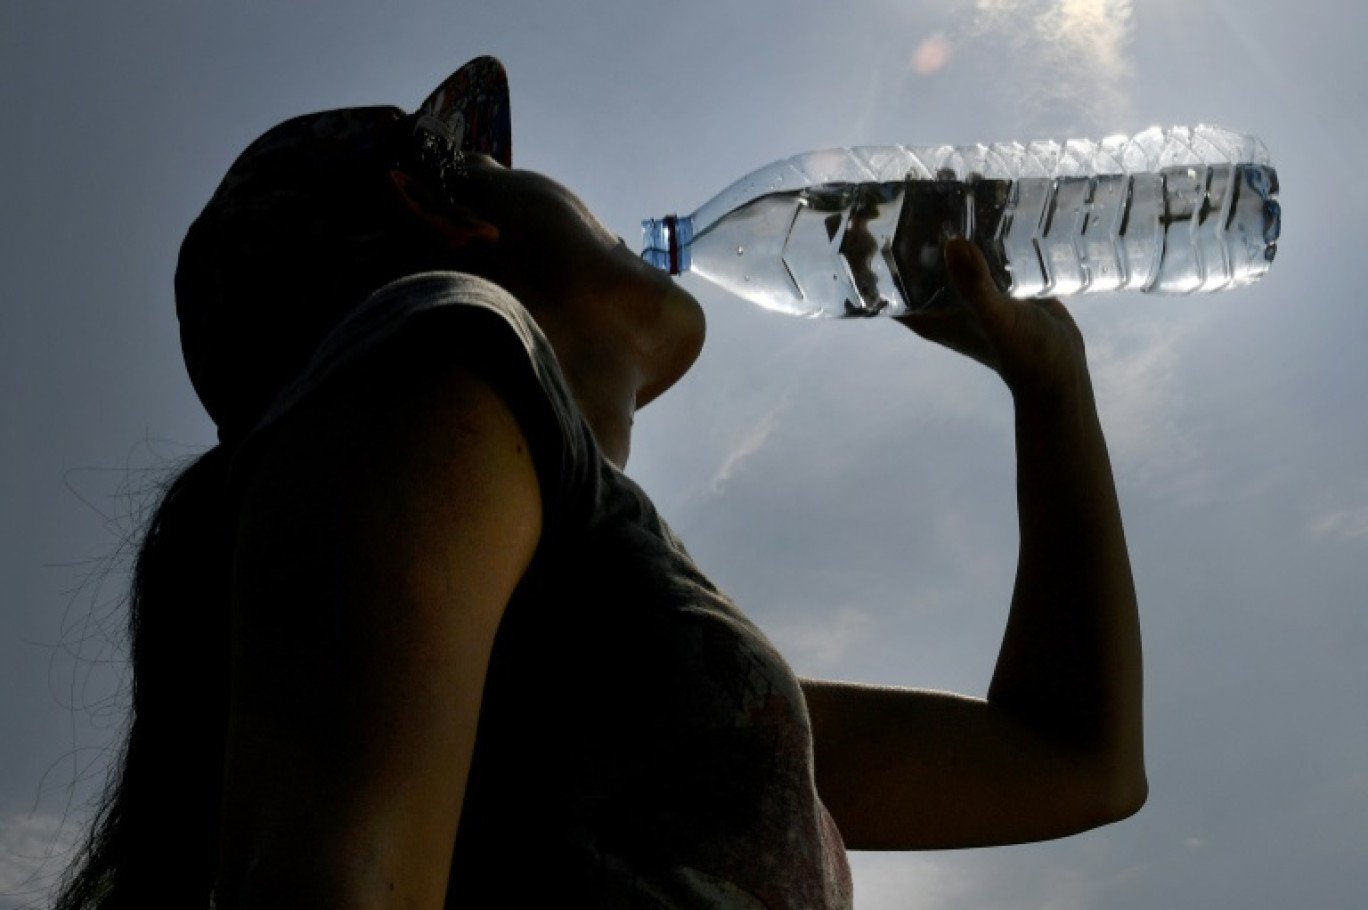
<box><xmin>641</xmin><ymin>214</ymin><xmax>695</xmax><ymax>276</ymax></box>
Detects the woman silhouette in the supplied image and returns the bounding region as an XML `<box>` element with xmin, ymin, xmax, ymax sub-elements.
<box><xmin>55</xmin><ymin>57</ymin><xmax>1144</xmax><ymax>909</ymax></box>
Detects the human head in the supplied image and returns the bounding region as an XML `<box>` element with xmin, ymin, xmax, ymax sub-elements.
<box><xmin>175</xmin><ymin>57</ymin><xmax>514</xmax><ymax>443</ymax></box>
<box><xmin>176</xmin><ymin>56</ymin><xmax>704</xmax><ymax>455</ymax></box>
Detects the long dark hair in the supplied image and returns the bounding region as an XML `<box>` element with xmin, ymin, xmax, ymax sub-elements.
<box><xmin>54</xmin><ymin>447</ymin><xmax>235</xmax><ymax>909</ymax></box>
<box><xmin>53</xmin><ymin>117</ymin><xmax>475</xmax><ymax>910</ymax></box>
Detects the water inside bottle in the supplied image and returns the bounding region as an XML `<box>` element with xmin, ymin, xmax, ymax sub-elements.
<box><xmin>686</xmin><ymin>183</ymin><xmax>905</xmax><ymax>317</ymax></box>
<box><xmin>1001</xmin><ymin>164</ymin><xmax>1279</xmax><ymax>296</ymax></box>
<box><xmin>686</xmin><ymin>178</ymin><xmax>1011</xmax><ymax>317</ymax></box>
<box><xmin>685</xmin><ymin>163</ymin><xmax>1279</xmax><ymax>317</ymax></box>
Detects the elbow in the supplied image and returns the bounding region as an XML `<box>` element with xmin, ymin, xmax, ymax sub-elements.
<box><xmin>1081</xmin><ymin>716</ymin><xmax>1149</xmax><ymax>827</ymax></box>
<box><xmin>1087</xmin><ymin>757</ymin><xmax>1148</xmax><ymax>829</ymax></box>
<box><xmin>1051</xmin><ymin>767</ymin><xmax>1147</xmax><ymax>842</ymax></box>
<box><xmin>1109</xmin><ymin>730</ymin><xmax>1150</xmax><ymax>821</ymax></box>
<box><xmin>1101</xmin><ymin>768</ymin><xmax>1148</xmax><ymax>824</ymax></box>
<box><xmin>1119</xmin><ymin>765</ymin><xmax>1149</xmax><ymax>818</ymax></box>
<box><xmin>1055</xmin><ymin>745</ymin><xmax>1148</xmax><ymax>836</ymax></box>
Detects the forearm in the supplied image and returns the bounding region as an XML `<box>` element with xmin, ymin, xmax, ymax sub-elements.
<box><xmin>988</xmin><ymin>370</ymin><xmax>1145</xmax><ymax>797</ymax></box>
<box><xmin>813</xmin><ymin>245</ymin><xmax>1147</xmax><ymax>846</ymax></box>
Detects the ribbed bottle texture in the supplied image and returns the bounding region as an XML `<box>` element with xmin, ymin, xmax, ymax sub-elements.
<box><xmin>641</xmin><ymin>125</ymin><xmax>1281</xmax><ymax>317</ymax></box>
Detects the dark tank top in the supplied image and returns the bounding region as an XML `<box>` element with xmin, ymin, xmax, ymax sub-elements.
<box><xmin>240</xmin><ymin>272</ymin><xmax>853</xmax><ymax>909</ymax></box>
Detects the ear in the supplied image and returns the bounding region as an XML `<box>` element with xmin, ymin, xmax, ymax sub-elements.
<box><xmin>386</xmin><ymin>169</ymin><xmax>500</xmax><ymax>249</ymax></box>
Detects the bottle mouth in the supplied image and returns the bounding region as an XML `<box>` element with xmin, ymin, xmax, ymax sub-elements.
<box><xmin>641</xmin><ymin>215</ymin><xmax>693</xmax><ymax>275</ymax></box>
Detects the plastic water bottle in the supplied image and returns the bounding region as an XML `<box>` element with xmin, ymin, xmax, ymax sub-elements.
<box><xmin>641</xmin><ymin>125</ymin><xmax>1280</xmax><ymax>317</ymax></box>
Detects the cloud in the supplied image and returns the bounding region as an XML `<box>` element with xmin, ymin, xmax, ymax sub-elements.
<box><xmin>848</xmin><ymin>848</ymin><xmax>1109</xmax><ymax>910</ymax></box>
<box><xmin>762</xmin><ymin>605</ymin><xmax>874</xmax><ymax>673</ymax></box>
<box><xmin>848</xmin><ymin>852</ymin><xmax>971</xmax><ymax>910</ymax></box>
<box><xmin>965</xmin><ymin>0</ymin><xmax>1137</xmax><ymax>127</ymax></box>
<box><xmin>1306</xmin><ymin>506</ymin><xmax>1368</xmax><ymax>543</ymax></box>
<box><xmin>0</xmin><ymin>810</ymin><xmax>75</xmax><ymax>908</ymax></box>
<box><xmin>709</xmin><ymin>401</ymin><xmax>787</xmax><ymax>494</ymax></box>
<box><xmin>1083</xmin><ymin>314</ymin><xmax>1200</xmax><ymax>492</ymax></box>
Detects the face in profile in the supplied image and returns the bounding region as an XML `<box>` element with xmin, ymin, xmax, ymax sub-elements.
<box><xmin>446</xmin><ymin>155</ymin><xmax>708</xmax><ymax>411</ymax></box>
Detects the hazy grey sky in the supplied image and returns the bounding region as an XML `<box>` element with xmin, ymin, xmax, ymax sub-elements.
<box><xmin>3</xmin><ymin>1</ymin><xmax>1365</xmax><ymax>907</ymax></box>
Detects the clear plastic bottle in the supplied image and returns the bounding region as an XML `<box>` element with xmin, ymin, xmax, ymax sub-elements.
<box><xmin>641</xmin><ymin>125</ymin><xmax>1281</xmax><ymax>317</ymax></box>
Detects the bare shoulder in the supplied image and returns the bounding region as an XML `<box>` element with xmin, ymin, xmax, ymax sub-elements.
<box><xmin>232</xmin><ymin>339</ymin><xmax>545</xmax><ymax>618</ymax></box>
<box><xmin>220</xmin><ymin>340</ymin><xmax>543</xmax><ymax>907</ymax></box>
<box><xmin>242</xmin><ymin>332</ymin><xmax>542</xmax><ymax>516</ymax></box>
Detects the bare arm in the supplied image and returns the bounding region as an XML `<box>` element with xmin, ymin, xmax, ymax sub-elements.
<box><xmin>804</xmin><ymin>239</ymin><xmax>1145</xmax><ymax>850</ymax></box>
<box><xmin>216</xmin><ymin>346</ymin><xmax>542</xmax><ymax>908</ymax></box>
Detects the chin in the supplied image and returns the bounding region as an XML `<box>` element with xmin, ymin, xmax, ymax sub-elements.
<box><xmin>639</xmin><ymin>288</ymin><xmax>706</xmax><ymax>409</ymax></box>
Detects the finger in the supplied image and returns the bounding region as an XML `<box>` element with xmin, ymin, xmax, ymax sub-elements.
<box><xmin>943</xmin><ymin>238</ymin><xmax>1004</xmax><ymax>317</ymax></box>
<box><xmin>895</xmin><ymin>311</ymin><xmax>945</xmax><ymax>341</ymax></box>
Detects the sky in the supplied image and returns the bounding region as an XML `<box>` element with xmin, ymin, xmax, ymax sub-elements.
<box><xmin>1</xmin><ymin>0</ymin><xmax>1364</xmax><ymax>907</ymax></box>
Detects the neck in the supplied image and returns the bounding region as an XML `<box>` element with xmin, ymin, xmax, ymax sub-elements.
<box><xmin>560</xmin><ymin>354</ymin><xmax>639</xmax><ymax>468</ymax></box>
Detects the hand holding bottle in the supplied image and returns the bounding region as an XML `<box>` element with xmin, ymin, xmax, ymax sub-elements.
<box><xmin>900</xmin><ymin>238</ymin><xmax>1090</xmax><ymax>402</ymax></box>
